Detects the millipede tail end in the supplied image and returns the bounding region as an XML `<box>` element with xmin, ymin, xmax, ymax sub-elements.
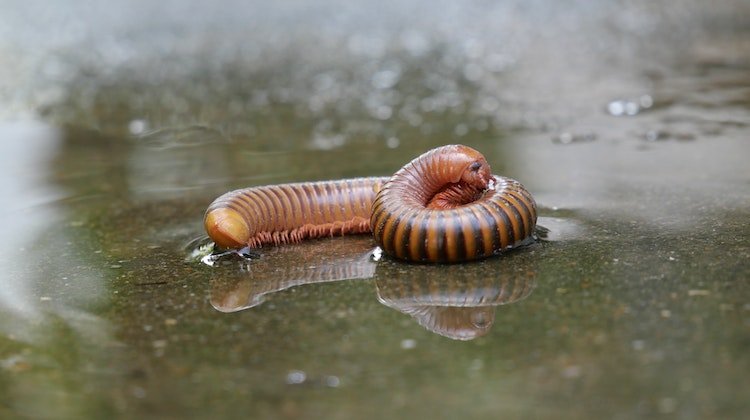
<box><xmin>204</xmin><ymin>207</ymin><xmax>251</xmax><ymax>249</ymax></box>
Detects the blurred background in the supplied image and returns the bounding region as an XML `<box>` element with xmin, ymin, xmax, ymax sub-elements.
<box><xmin>1</xmin><ymin>1</ymin><xmax>748</xmax><ymax>418</ymax></box>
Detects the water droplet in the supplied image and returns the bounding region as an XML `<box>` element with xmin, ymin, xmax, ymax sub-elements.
<box><xmin>286</xmin><ymin>370</ymin><xmax>306</xmax><ymax>385</ymax></box>
<box><xmin>373</xmin><ymin>105</ymin><xmax>393</xmax><ymax>120</ymax></box>
<box><xmin>607</xmin><ymin>99</ymin><xmax>641</xmax><ymax>116</ymax></box>
<box><xmin>639</xmin><ymin>94</ymin><xmax>654</xmax><ymax>108</ymax></box>
<box><xmin>556</xmin><ymin>132</ymin><xmax>574</xmax><ymax>144</ymax></box>
<box><xmin>372</xmin><ymin>69</ymin><xmax>401</xmax><ymax>90</ymax></box>
<box><xmin>625</xmin><ymin>101</ymin><xmax>640</xmax><ymax>116</ymax></box>
<box><xmin>324</xmin><ymin>375</ymin><xmax>341</xmax><ymax>388</ymax></box>
<box><xmin>631</xmin><ymin>339</ymin><xmax>645</xmax><ymax>351</ymax></box>
<box><xmin>607</xmin><ymin>100</ymin><xmax>626</xmax><ymax>116</ymax></box>
<box><xmin>400</xmin><ymin>339</ymin><xmax>416</xmax><ymax>349</ymax></box>
<box><xmin>128</xmin><ymin>119</ymin><xmax>148</xmax><ymax>135</ymax></box>
<box><xmin>407</xmin><ymin>114</ymin><xmax>423</xmax><ymax>127</ymax></box>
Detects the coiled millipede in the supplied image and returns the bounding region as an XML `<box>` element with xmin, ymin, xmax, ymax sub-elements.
<box><xmin>204</xmin><ymin>144</ymin><xmax>537</xmax><ymax>263</ymax></box>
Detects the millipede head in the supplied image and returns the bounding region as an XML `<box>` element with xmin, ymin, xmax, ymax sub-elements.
<box><xmin>442</xmin><ymin>144</ymin><xmax>491</xmax><ymax>190</ymax></box>
<box><xmin>461</xmin><ymin>157</ymin><xmax>491</xmax><ymax>189</ymax></box>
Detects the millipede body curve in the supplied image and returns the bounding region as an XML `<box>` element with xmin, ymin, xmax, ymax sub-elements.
<box><xmin>204</xmin><ymin>144</ymin><xmax>537</xmax><ymax>263</ymax></box>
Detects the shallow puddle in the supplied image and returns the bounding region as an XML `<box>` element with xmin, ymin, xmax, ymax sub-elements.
<box><xmin>1</xmin><ymin>1</ymin><xmax>749</xmax><ymax>419</ymax></box>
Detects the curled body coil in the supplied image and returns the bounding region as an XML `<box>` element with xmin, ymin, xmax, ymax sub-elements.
<box><xmin>205</xmin><ymin>144</ymin><xmax>537</xmax><ymax>263</ymax></box>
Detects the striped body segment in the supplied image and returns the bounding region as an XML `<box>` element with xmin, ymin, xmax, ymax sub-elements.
<box><xmin>371</xmin><ymin>176</ymin><xmax>536</xmax><ymax>263</ymax></box>
<box><xmin>205</xmin><ymin>177</ymin><xmax>388</xmax><ymax>249</ymax></box>
<box><xmin>204</xmin><ymin>144</ymin><xmax>537</xmax><ymax>263</ymax></box>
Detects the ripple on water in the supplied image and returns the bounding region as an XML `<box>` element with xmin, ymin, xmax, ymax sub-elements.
<box><xmin>535</xmin><ymin>216</ymin><xmax>589</xmax><ymax>242</ymax></box>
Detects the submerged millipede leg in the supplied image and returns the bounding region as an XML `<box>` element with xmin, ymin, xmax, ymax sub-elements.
<box><xmin>236</xmin><ymin>247</ymin><xmax>262</xmax><ymax>260</ymax></box>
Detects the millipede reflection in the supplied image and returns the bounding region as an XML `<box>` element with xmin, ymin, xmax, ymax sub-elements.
<box><xmin>209</xmin><ymin>237</ymin><xmax>376</xmax><ymax>312</ymax></box>
<box><xmin>205</xmin><ymin>144</ymin><xmax>537</xmax><ymax>263</ymax></box>
<box><xmin>375</xmin><ymin>266</ymin><xmax>536</xmax><ymax>340</ymax></box>
<box><xmin>207</xmin><ymin>241</ymin><xmax>536</xmax><ymax>341</ymax></box>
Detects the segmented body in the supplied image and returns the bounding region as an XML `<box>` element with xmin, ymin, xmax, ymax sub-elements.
<box><xmin>205</xmin><ymin>177</ymin><xmax>388</xmax><ymax>249</ymax></box>
<box><xmin>370</xmin><ymin>176</ymin><xmax>536</xmax><ymax>262</ymax></box>
<box><xmin>204</xmin><ymin>145</ymin><xmax>537</xmax><ymax>263</ymax></box>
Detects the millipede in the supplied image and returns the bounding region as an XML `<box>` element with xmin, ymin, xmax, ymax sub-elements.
<box><xmin>204</xmin><ymin>144</ymin><xmax>537</xmax><ymax>263</ymax></box>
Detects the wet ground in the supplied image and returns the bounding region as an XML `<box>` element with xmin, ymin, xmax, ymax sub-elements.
<box><xmin>1</xmin><ymin>1</ymin><xmax>749</xmax><ymax>419</ymax></box>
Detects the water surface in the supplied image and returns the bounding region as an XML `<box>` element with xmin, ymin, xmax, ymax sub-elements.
<box><xmin>1</xmin><ymin>1</ymin><xmax>749</xmax><ymax>419</ymax></box>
